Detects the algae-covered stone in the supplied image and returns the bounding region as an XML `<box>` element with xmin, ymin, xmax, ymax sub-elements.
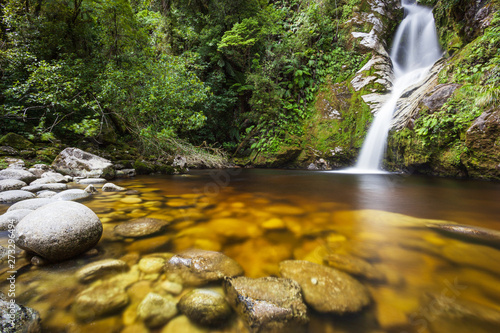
<box><xmin>0</xmin><ymin>132</ymin><xmax>34</xmax><ymax>150</ymax></box>
<box><xmin>165</xmin><ymin>249</ymin><xmax>244</xmax><ymax>286</ymax></box>
<box><xmin>279</xmin><ymin>260</ymin><xmax>371</xmax><ymax>314</ymax></box>
<box><xmin>137</xmin><ymin>292</ymin><xmax>178</xmax><ymax>328</ymax></box>
<box><xmin>224</xmin><ymin>276</ymin><xmax>309</xmax><ymax>333</ymax></box>
<box><xmin>178</xmin><ymin>289</ymin><xmax>232</xmax><ymax>327</ymax></box>
<box><xmin>76</xmin><ymin>259</ymin><xmax>129</xmax><ymax>283</ymax></box>
<box><xmin>0</xmin><ymin>291</ymin><xmax>41</xmax><ymax>333</ymax></box>
<box><xmin>73</xmin><ymin>282</ymin><xmax>129</xmax><ymax>321</ymax></box>
<box><xmin>114</xmin><ymin>218</ymin><xmax>168</xmax><ymax>238</ymax></box>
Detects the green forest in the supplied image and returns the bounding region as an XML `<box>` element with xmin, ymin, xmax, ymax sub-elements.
<box><xmin>1</xmin><ymin>0</ymin><xmax>499</xmax><ymax>178</ymax></box>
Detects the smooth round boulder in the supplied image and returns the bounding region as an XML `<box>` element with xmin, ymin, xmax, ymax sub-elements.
<box><xmin>36</xmin><ymin>190</ymin><xmax>57</xmax><ymax>198</ymax></box>
<box><xmin>51</xmin><ymin>189</ymin><xmax>91</xmax><ymax>201</ymax></box>
<box><xmin>0</xmin><ymin>209</ymin><xmax>32</xmax><ymax>231</ymax></box>
<box><xmin>0</xmin><ymin>190</ymin><xmax>35</xmax><ymax>203</ymax></box>
<box><xmin>178</xmin><ymin>289</ymin><xmax>232</xmax><ymax>326</ymax></box>
<box><xmin>22</xmin><ymin>183</ymin><xmax>68</xmax><ymax>193</ymax></box>
<box><xmin>7</xmin><ymin>198</ymin><xmax>55</xmax><ymax>212</ymax></box>
<box><xmin>0</xmin><ymin>168</ymin><xmax>36</xmax><ymax>183</ymax></box>
<box><xmin>77</xmin><ymin>178</ymin><xmax>107</xmax><ymax>185</ymax></box>
<box><xmin>0</xmin><ymin>179</ymin><xmax>27</xmax><ymax>192</ymax></box>
<box><xmin>15</xmin><ymin>201</ymin><xmax>103</xmax><ymax>261</ymax></box>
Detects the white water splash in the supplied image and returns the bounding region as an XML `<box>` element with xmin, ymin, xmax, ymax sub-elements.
<box><xmin>349</xmin><ymin>0</ymin><xmax>442</xmax><ymax>173</ymax></box>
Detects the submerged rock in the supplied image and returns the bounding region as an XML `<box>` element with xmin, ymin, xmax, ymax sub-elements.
<box><xmin>0</xmin><ymin>209</ymin><xmax>32</xmax><ymax>231</ymax></box>
<box><xmin>52</xmin><ymin>147</ymin><xmax>115</xmax><ymax>179</ymax></box>
<box><xmin>324</xmin><ymin>253</ymin><xmax>386</xmax><ymax>282</ymax></box>
<box><xmin>0</xmin><ymin>190</ymin><xmax>35</xmax><ymax>203</ymax></box>
<box><xmin>76</xmin><ymin>259</ymin><xmax>129</xmax><ymax>283</ymax></box>
<box><xmin>114</xmin><ymin>218</ymin><xmax>168</xmax><ymax>238</ymax></box>
<box><xmin>0</xmin><ymin>168</ymin><xmax>36</xmax><ymax>183</ymax></box>
<box><xmin>165</xmin><ymin>249</ymin><xmax>244</xmax><ymax>286</ymax></box>
<box><xmin>427</xmin><ymin>223</ymin><xmax>500</xmax><ymax>248</ymax></box>
<box><xmin>178</xmin><ymin>289</ymin><xmax>232</xmax><ymax>327</ymax></box>
<box><xmin>224</xmin><ymin>276</ymin><xmax>309</xmax><ymax>333</ymax></box>
<box><xmin>0</xmin><ymin>179</ymin><xmax>27</xmax><ymax>192</ymax></box>
<box><xmin>137</xmin><ymin>292</ymin><xmax>178</xmax><ymax>328</ymax></box>
<box><xmin>73</xmin><ymin>282</ymin><xmax>129</xmax><ymax>321</ymax></box>
<box><xmin>7</xmin><ymin>198</ymin><xmax>55</xmax><ymax>212</ymax></box>
<box><xmin>0</xmin><ymin>292</ymin><xmax>41</xmax><ymax>333</ymax></box>
<box><xmin>15</xmin><ymin>201</ymin><xmax>103</xmax><ymax>261</ymax></box>
<box><xmin>279</xmin><ymin>260</ymin><xmax>371</xmax><ymax>314</ymax></box>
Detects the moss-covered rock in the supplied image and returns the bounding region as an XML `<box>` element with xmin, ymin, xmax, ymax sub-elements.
<box><xmin>0</xmin><ymin>133</ymin><xmax>34</xmax><ymax>150</ymax></box>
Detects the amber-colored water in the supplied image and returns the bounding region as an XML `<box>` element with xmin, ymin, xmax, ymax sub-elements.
<box><xmin>2</xmin><ymin>169</ymin><xmax>500</xmax><ymax>333</ymax></box>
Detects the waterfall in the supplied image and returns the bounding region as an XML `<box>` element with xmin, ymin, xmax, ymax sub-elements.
<box><xmin>352</xmin><ymin>0</ymin><xmax>442</xmax><ymax>172</ymax></box>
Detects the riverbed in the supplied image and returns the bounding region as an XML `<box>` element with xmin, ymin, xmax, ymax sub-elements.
<box><xmin>2</xmin><ymin>169</ymin><xmax>500</xmax><ymax>332</ymax></box>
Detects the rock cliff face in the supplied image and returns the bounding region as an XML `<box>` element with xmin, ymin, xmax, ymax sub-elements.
<box><xmin>386</xmin><ymin>0</ymin><xmax>500</xmax><ymax>179</ymax></box>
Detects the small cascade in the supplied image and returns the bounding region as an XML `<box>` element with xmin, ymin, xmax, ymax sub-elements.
<box><xmin>351</xmin><ymin>0</ymin><xmax>442</xmax><ymax>173</ymax></box>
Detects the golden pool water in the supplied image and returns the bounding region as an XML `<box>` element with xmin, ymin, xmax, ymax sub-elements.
<box><xmin>2</xmin><ymin>169</ymin><xmax>500</xmax><ymax>332</ymax></box>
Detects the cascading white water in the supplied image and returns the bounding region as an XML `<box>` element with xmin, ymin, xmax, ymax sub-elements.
<box><xmin>352</xmin><ymin>0</ymin><xmax>442</xmax><ymax>172</ymax></box>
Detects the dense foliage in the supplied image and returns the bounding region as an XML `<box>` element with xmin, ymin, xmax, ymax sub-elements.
<box><xmin>0</xmin><ymin>0</ymin><xmax>364</xmax><ymax>158</ymax></box>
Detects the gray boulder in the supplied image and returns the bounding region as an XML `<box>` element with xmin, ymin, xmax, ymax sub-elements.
<box><xmin>0</xmin><ymin>190</ymin><xmax>35</xmax><ymax>203</ymax></box>
<box><xmin>224</xmin><ymin>276</ymin><xmax>309</xmax><ymax>333</ymax></box>
<box><xmin>0</xmin><ymin>209</ymin><xmax>32</xmax><ymax>231</ymax></box>
<box><xmin>7</xmin><ymin>198</ymin><xmax>55</xmax><ymax>212</ymax></box>
<box><xmin>22</xmin><ymin>183</ymin><xmax>68</xmax><ymax>193</ymax></box>
<box><xmin>0</xmin><ymin>168</ymin><xmax>36</xmax><ymax>183</ymax></box>
<box><xmin>51</xmin><ymin>189</ymin><xmax>91</xmax><ymax>201</ymax></box>
<box><xmin>102</xmin><ymin>183</ymin><xmax>127</xmax><ymax>192</ymax></box>
<box><xmin>52</xmin><ymin>147</ymin><xmax>115</xmax><ymax>179</ymax></box>
<box><xmin>36</xmin><ymin>190</ymin><xmax>57</xmax><ymax>199</ymax></box>
<box><xmin>41</xmin><ymin>171</ymin><xmax>67</xmax><ymax>183</ymax></box>
<box><xmin>28</xmin><ymin>164</ymin><xmax>51</xmax><ymax>178</ymax></box>
<box><xmin>178</xmin><ymin>289</ymin><xmax>232</xmax><ymax>327</ymax></box>
<box><xmin>77</xmin><ymin>178</ymin><xmax>107</xmax><ymax>185</ymax></box>
<box><xmin>0</xmin><ymin>179</ymin><xmax>27</xmax><ymax>192</ymax></box>
<box><xmin>165</xmin><ymin>249</ymin><xmax>244</xmax><ymax>286</ymax></box>
<box><xmin>279</xmin><ymin>260</ymin><xmax>371</xmax><ymax>314</ymax></box>
<box><xmin>0</xmin><ymin>292</ymin><xmax>41</xmax><ymax>333</ymax></box>
<box><xmin>15</xmin><ymin>201</ymin><xmax>103</xmax><ymax>261</ymax></box>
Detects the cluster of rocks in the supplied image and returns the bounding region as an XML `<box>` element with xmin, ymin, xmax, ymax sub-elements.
<box><xmin>68</xmin><ymin>249</ymin><xmax>373</xmax><ymax>333</ymax></box>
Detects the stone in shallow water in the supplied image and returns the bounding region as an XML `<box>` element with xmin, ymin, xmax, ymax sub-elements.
<box><xmin>120</xmin><ymin>197</ymin><xmax>142</xmax><ymax>204</ymax></box>
<box><xmin>15</xmin><ymin>201</ymin><xmax>103</xmax><ymax>261</ymax></box>
<box><xmin>427</xmin><ymin>223</ymin><xmax>500</xmax><ymax>248</ymax></box>
<box><xmin>102</xmin><ymin>182</ymin><xmax>127</xmax><ymax>192</ymax></box>
<box><xmin>178</xmin><ymin>289</ymin><xmax>232</xmax><ymax>327</ymax></box>
<box><xmin>0</xmin><ymin>190</ymin><xmax>35</xmax><ymax>203</ymax></box>
<box><xmin>73</xmin><ymin>281</ymin><xmax>129</xmax><ymax>321</ymax></box>
<box><xmin>36</xmin><ymin>190</ymin><xmax>57</xmax><ymax>198</ymax></box>
<box><xmin>77</xmin><ymin>178</ymin><xmax>107</xmax><ymax>185</ymax></box>
<box><xmin>138</xmin><ymin>257</ymin><xmax>166</xmax><ymax>274</ymax></box>
<box><xmin>0</xmin><ymin>168</ymin><xmax>36</xmax><ymax>183</ymax></box>
<box><xmin>0</xmin><ymin>179</ymin><xmax>27</xmax><ymax>192</ymax></box>
<box><xmin>0</xmin><ymin>209</ymin><xmax>32</xmax><ymax>231</ymax></box>
<box><xmin>137</xmin><ymin>292</ymin><xmax>178</xmax><ymax>328</ymax></box>
<box><xmin>7</xmin><ymin>198</ymin><xmax>55</xmax><ymax>212</ymax></box>
<box><xmin>223</xmin><ymin>276</ymin><xmax>309</xmax><ymax>333</ymax></box>
<box><xmin>76</xmin><ymin>259</ymin><xmax>129</xmax><ymax>283</ymax></box>
<box><xmin>0</xmin><ymin>292</ymin><xmax>41</xmax><ymax>333</ymax></box>
<box><xmin>279</xmin><ymin>260</ymin><xmax>371</xmax><ymax>314</ymax></box>
<box><xmin>51</xmin><ymin>189</ymin><xmax>91</xmax><ymax>201</ymax></box>
<box><xmin>22</xmin><ymin>183</ymin><xmax>68</xmax><ymax>192</ymax></box>
<box><xmin>324</xmin><ymin>253</ymin><xmax>386</xmax><ymax>282</ymax></box>
<box><xmin>161</xmin><ymin>315</ymin><xmax>209</xmax><ymax>333</ymax></box>
<box><xmin>165</xmin><ymin>249</ymin><xmax>244</xmax><ymax>286</ymax></box>
<box><xmin>114</xmin><ymin>218</ymin><xmax>168</xmax><ymax>238</ymax></box>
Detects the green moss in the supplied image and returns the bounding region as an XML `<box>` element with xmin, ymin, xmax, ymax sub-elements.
<box><xmin>0</xmin><ymin>132</ymin><xmax>34</xmax><ymax>150</ymax></box>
